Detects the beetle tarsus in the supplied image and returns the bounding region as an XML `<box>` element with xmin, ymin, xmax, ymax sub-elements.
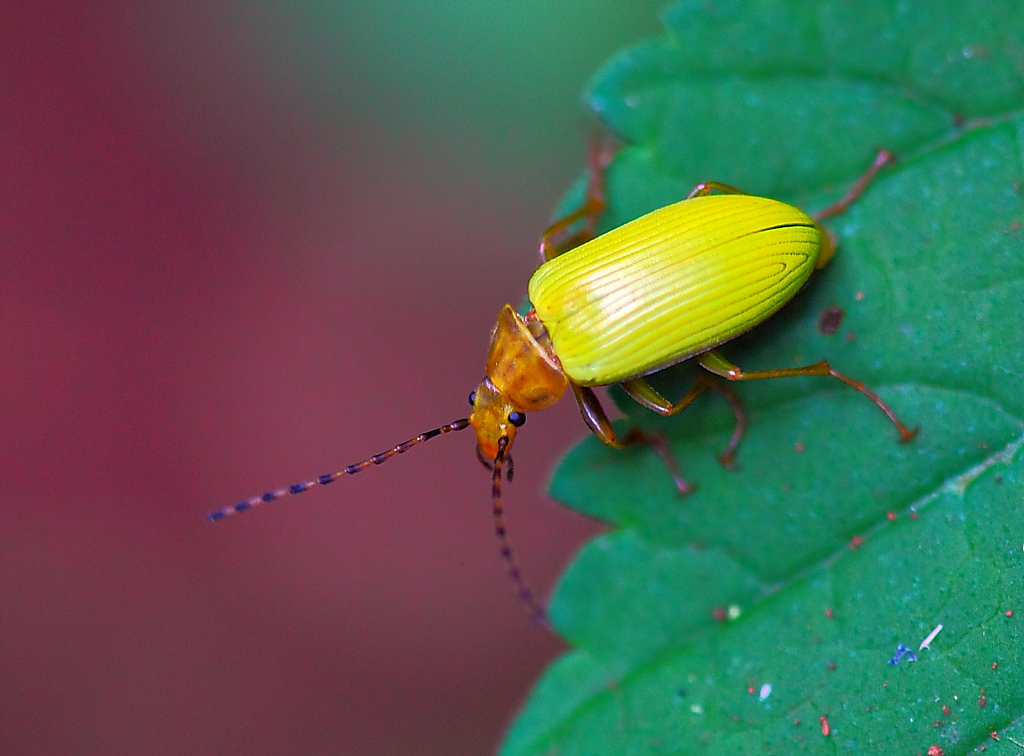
<box><xmin>900</xmin><ymin>426</ymin><xmax>920</xmax><ymax>444</ymax></box>
<box><xmin>626</xmin><ymin>428</ymin><xmax>693</xmax><ymax>496</ymax></box>
<box><xmin>708</xmin><ymin>379</ymin><xmax>746</xmax><ymax>468</ymax></box>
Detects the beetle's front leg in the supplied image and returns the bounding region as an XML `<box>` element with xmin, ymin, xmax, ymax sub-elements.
<box><xmin>537</xmin><ymin>139</ymin><xmax>616</xmax><ymax>262</ymax></box>
<box><xmin>619</xmin><ymin>374</ymin><xmax>747</xmax><ymax>467</ymax></box>
<box><xmin>570</xmin><ymin>383</ymin><xmax>693</xmax><ymax>494</ymax></box>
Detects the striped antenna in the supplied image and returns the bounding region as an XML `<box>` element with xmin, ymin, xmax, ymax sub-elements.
<box><xmin>492</xmin><ymin>436</ymin><xmax>549</xmax><ymax>628</ymax></box>
<box><xmin>206</xmin><ymin>418</ymin><xmax>472</xmax><ymax>522</ymax></box>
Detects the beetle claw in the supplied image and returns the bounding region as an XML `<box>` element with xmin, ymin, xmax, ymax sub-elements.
<box><xmin>899</xmin><ymin>426</ymin><xmax>920</xmax><ymax>444</ymax></box>
<box><xmin>718</xmin><ymin>451</ymin><xmax>740</xmax><ymax>470</ymax></box>
<box><xmin>635</xmin><ymin>429</ymin><xmax>694</xmax><ymax>496</ymax></box>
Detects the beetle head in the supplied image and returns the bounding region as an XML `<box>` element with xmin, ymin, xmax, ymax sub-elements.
<box><xmin>469</xmin><ymin>305</ymin><xmax>569</xmax><ymax>464</ymax></box>
<box><xmin>469</xmin><ymin>378</ymin><xmax>526</xmax><ymax>463</ymax></box>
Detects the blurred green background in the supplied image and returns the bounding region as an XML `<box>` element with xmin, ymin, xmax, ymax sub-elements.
<box><xmin>249</xmin><ymin>0</ymin><xmax>665</xmax><ymax>169</ymax></box>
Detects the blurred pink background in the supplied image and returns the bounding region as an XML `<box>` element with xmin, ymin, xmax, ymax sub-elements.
<box><xmin>1</xmin><ymin>3</ymin><xmax>661</xmax><ymax>753</ymax></box>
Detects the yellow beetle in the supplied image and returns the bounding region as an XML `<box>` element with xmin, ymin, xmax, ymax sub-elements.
<box><xmin>469</xmin><ymin>147</ymin><xmax>914</xmax><ymax>475</ymax></box>
<box><xmin>209</xmin><ymin>146</ymin><xmax>916</xmax><ymax>625</ymax></box>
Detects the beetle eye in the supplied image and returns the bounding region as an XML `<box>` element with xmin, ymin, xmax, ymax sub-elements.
<box><xmin>468</xmin><ymin>391</ymin><xmax>477</xmax><ymax>406</ymax></box>
<box><xmin>508</xmin><ymin>411</ymin><xmax>526</xmax><ymax>427</ymax></box>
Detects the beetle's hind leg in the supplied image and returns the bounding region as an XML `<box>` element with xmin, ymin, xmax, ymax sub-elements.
<box><xmin>812</xmin><ymin>150</ymin><xmax>894</xmax><ymax>222</ymax></box>
<box><xmin>684</xmin><ymin>150</ymin><xmax>894</xmax><ymax>216</ymax></box>
<box><xmin>538</xmin><ymin>138</ymin><xmax>617</xmax><ymax>262</ymax></box>
<box><xmin>697</xmin><ymin>349</ymin><xmax>917</xmax><ymax>443</ymax></box>
<box><xmin>810</xmin><ymin>150</ymin><xmax>896</xmax><ymax>267</ymax></box>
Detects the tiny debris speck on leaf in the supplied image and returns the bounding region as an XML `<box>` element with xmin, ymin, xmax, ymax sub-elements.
<box><xmin>919</xmin><ymin>624</ymin><xmax>943</xmax><ymax>650</ymax></box>
<box><xmin>817</xmin><ymin>305</ymin><xmax>844</xmax><ymax>335</ymax></box>
<box><xmin>889</xmin><ymin>644</ymin><xmax>918</xmax><ymax>665</ymax></box>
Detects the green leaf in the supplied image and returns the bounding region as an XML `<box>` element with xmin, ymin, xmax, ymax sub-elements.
<box><xmin>502</xmin><ymin>1</ymin><xmax>1024</xmax><ymax>754</ymax></box>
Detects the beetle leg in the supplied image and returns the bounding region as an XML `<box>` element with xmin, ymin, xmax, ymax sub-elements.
<box><xmin>811</xmin><ymin>151</ymin><xmax>895</xmax><ymax>270</ymax></box>
<box><xmin>538</xmin><ymin>139</ymin><xmax>616</xmax><ymax>262</ymax></box>
<box><xmin>697</xmin><ymin>349</ymin><xmax>918</xmax><ymax>443</ymax></box>
<box><xmin>570</xmin><ymin>383</ymin><xmax>693</xmax><ymax>494</ymax></box>
<box><xmin>685</xmin><ymin>181</ymin><xmax>749</xmax><ymax>199</ymax></box>
<box><xmin>538</xmin><ymin>198</ymin><xmax>605</xmax><ymax>262</ymax></box>
<box><xmin>620</xmin><ymin>375</ymin><xmax>747</xmax><ymax>467</ymax></box>
<box><xmin>812</xmin><ymin>149</ymin><xmax>895</xmax><ymax>221</ymax></box>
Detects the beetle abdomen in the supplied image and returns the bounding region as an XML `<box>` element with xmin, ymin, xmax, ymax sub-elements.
<box><xmin>528</xmin><ymin>194</ymin><xmax>823</xmax><ymax>386</ymax></box>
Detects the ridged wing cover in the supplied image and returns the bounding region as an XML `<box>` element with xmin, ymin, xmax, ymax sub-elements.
<box><xmin>528</xmin><ymin>194</ymin><xmax>823</xmax><ymax>386</ymax></box>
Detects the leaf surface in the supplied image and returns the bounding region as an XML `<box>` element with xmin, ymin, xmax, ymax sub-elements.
<box><xmin>502</xmin><ymin>2</ymin><xmax>1024</xmax><ymax>754</ymax></box>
